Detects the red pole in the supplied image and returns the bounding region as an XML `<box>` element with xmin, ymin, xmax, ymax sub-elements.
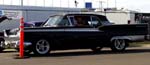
<box><xmin>19</xmin><ymin>17</ymin><xmax>24</xmax><ymax>58</ymax></box>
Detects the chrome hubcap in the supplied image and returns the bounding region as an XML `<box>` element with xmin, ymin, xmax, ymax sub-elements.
<box><xmin>36</xmin><ymin>39</ymin><xmax>50</xmax><ymax>54</ymax></box>
<box><xmin>114</xmin><ymin>39</ymin><xmax>126</xmax><ymax>50</ymax></box>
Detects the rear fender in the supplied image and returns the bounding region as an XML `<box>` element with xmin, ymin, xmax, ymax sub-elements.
<box><xmin>110</xmin><ymin>35</ymin><xmax>145</xmax><ymax>42</ymax></box>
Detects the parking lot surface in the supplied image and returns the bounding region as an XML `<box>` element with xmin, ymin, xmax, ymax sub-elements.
<box><xmin>0</xmin><ymin>47</ymin><xmax>150</xmax><ymax>65</ymax></box>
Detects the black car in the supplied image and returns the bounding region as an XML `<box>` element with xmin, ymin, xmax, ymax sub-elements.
<box><xmin>6</xmin><ymin>13</ymin><xmax>148</xmax><ymax>55</ymax></box>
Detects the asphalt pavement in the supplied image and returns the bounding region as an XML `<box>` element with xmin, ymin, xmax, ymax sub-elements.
<box><xmin>0</xmin><ymin>47</ymin><xmax>150</xmax><ymax>65</ymax></box>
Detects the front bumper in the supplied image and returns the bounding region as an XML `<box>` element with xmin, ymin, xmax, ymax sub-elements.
<box><xmin>14</xmin><ymin>41</ymin><xmax>32</xmax><ymax>49</ymax></box>
<box><xmin>4</xmin><ymin>40</ymin><xmax>32</xmax><ymax>49</ymax></box>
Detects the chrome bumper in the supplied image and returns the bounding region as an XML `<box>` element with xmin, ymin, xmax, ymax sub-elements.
<box><xmin>145</xmin><ymin>35</ymin><xmax>150</xmax><ymax>40</ymax></box>
<box><xmin>15</xmin><ymin>41</ymin><xmax>32</xmax><ymax>48</ymax></box>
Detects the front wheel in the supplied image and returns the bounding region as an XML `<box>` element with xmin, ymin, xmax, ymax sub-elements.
<box><xmin>33</xmin><ymin>39</ymin><xmax>51</xmax><ymax>55</ymax></box>
<box><xmin>110</xmin><ymin>39</ymin><xmax>128</xmax><ymax>52</ymax></box>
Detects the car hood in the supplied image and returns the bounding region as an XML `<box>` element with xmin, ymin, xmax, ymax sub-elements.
<box><xmin>0</xmin><ymin>16</ymin><xmax>9</xmax><ymax>23</ymax></box>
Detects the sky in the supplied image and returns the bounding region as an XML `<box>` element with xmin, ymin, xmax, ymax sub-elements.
<box><xmin>0</xmin><ymin>0</ymin><xmax>150</xmax><ymax>12</ymax></box>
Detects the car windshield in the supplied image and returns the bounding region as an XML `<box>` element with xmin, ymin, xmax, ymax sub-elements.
<box><xmin>43</xmin><ymin>15</ymin><xmax>62</xmax><ymax>27</ymax></box>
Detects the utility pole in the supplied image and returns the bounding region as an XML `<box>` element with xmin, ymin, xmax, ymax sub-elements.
<box><xmin>21</xmin><ymin>0</ymin><xmax>23</xmax><ymax>6</ymax></box>
<box><xmin>43</xmin><ymin>0</ymin><xmax>45</xmax><ymax>7</ymax></box>
<box><xmin>52</xmin><ymin>0</ymin><xmax>53</xmax><ymax>7</ymax></box>
<box><xmin>60</xmin><ymin>0</ymin><xmax>61</xmax><ymax>7</ymax></box>
<box><xmin>115</xmin><ymin>0</ymin><xmax>117</xmax><ymax>8</ymax></box>
<box><xmin>35</xmin><ymin>0</ymin><xmax>37</xmax><ymax>6</ymax></box>
<box><xmin>107</xmin><ymin>0</ymin><xmax>108</xmax><ymax>8</ymax></box>
<box><xmin>68</xmin><ymin>0</ymin><xmax>69</xmax><ymax>8</ymax></box>
<box><xmin>11</xmin><ymin>0</ymin><xmax>13</xmax><ymax>5</ymax></box>
<box><xmin>3</xmin><ymin>0</ymin><xmax>4</xmax><ymax>5</ymax></box>
<box><xmin>98</xmin><ymin>1</ymin><xmax>104</xmax><ymax>12</ymax></box>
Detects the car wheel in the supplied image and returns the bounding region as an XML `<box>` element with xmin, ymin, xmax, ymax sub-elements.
<box><xmin>91</xmin><ymin>46</ymin><xmax>103</xmax><ymax>52</ymax></box>
<box><xmin>111</xmin><ymin>39</ymin><xmax>127</xmax><ymax>52</ymax></box>
<box><xmin>33</xmin><ymin>39</ymin><xmax>50</xmax><ymax>55</ymax></box>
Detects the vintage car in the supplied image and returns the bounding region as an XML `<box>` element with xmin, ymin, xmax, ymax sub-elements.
<box><xmin>5</xmin><ymin>13</ymin><xmax>148</xmax><ymax>55</ymax></box>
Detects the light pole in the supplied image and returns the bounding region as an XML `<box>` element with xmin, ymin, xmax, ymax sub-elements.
<box><xmin>68</xmin><ymin>0</ymin><xmax>69</xmax><ymax>8</ymax></box>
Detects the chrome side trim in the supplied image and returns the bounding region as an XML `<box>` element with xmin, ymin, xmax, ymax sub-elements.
<box><xmin>111</xmin><ymin>35</ymin><xmax>145</xmax><ymax>42</ymax></box>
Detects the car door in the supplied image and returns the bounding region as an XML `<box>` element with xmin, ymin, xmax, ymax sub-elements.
<box><xmin>89</xmin><ymin>16</ymin><xmax>109</xmax><ymax>44</ymax></box>
<box><xmin>63</xmin><ymin>15</ymin><xmax>105</xmax><ymax>49</ymax></box>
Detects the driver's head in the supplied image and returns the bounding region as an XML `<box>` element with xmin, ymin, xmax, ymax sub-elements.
<box><xmin>75</xmin><ymin>16</ymin><xmax>83</xmax><ymax>24</ymax></box>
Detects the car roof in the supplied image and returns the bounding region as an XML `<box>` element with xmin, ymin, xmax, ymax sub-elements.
<box><xmin>49</xmin><ymin>12</ymin><xmax>106</xmax><ymax>17</ymax></box>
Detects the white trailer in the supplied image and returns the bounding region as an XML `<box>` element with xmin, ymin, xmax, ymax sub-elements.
<box><xmin>95</xmin><ymin>10</ymin><xmax>139</xmax><ymax>24</ymax></box>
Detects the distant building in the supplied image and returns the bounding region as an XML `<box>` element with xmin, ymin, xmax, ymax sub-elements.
<box><xmin>0</xmin><ymin>5</ymin><xmax>84</xmax><ymax>22</ymax></box>
<box><xmin>0</xmin><ymin>5</ymin><xmax>84</xmax><ymax>31</ymax></box>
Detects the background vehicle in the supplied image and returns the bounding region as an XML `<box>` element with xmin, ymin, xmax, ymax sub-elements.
<box><xmin>0</xmin><ymin>15</ymin><xmax>11</xmax><ymax>52</ymax></box>
<box><xmin>0</xmin><ymin>32</ymin><xmax>4</xmax><ymax>52</ymax></box>
<box><xmin>5</xmin><ymin>13</ymin><xmax>148</xmax><ymax>55</ymax></box>
<box><xmin>3</xmin><ymin>21</ymin><xmax>43</xmax><ymax>53</ymax></box>
<box><xmin>24</xmin><ymin>21</ymin><xmax>43</xmax><ymax>27</ymax></box>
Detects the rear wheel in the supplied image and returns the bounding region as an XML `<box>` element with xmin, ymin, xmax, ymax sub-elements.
<box><xmin>33</xmin><ymin>39</ymin><xmax>50</xmax><ymax>55</ymax></box>
<box><xmin>111</xmin><ymin>39</ymin><xmax>128</xmax><ymax>52</ymax></box>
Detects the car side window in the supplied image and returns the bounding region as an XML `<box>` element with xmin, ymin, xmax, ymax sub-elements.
<box><xmin>89</xmin><ymin>16</ymin><xmax>102</xmax><ymax>27</ymax></box>
<box><xmin>58</xmin><ymin>17</ymin><xmax>70</xmax><ymax>26</ymax></box>
<box><xmin>67</xmin><ymin>16</ymin><xmax>75</xmax><ymax>26</ymax></box>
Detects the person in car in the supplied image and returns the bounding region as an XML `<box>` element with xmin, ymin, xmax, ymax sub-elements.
<box><xmin>75</xmin><ymin>16</ymin><xmax>86</xmax><ymax>26</ymax></box>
